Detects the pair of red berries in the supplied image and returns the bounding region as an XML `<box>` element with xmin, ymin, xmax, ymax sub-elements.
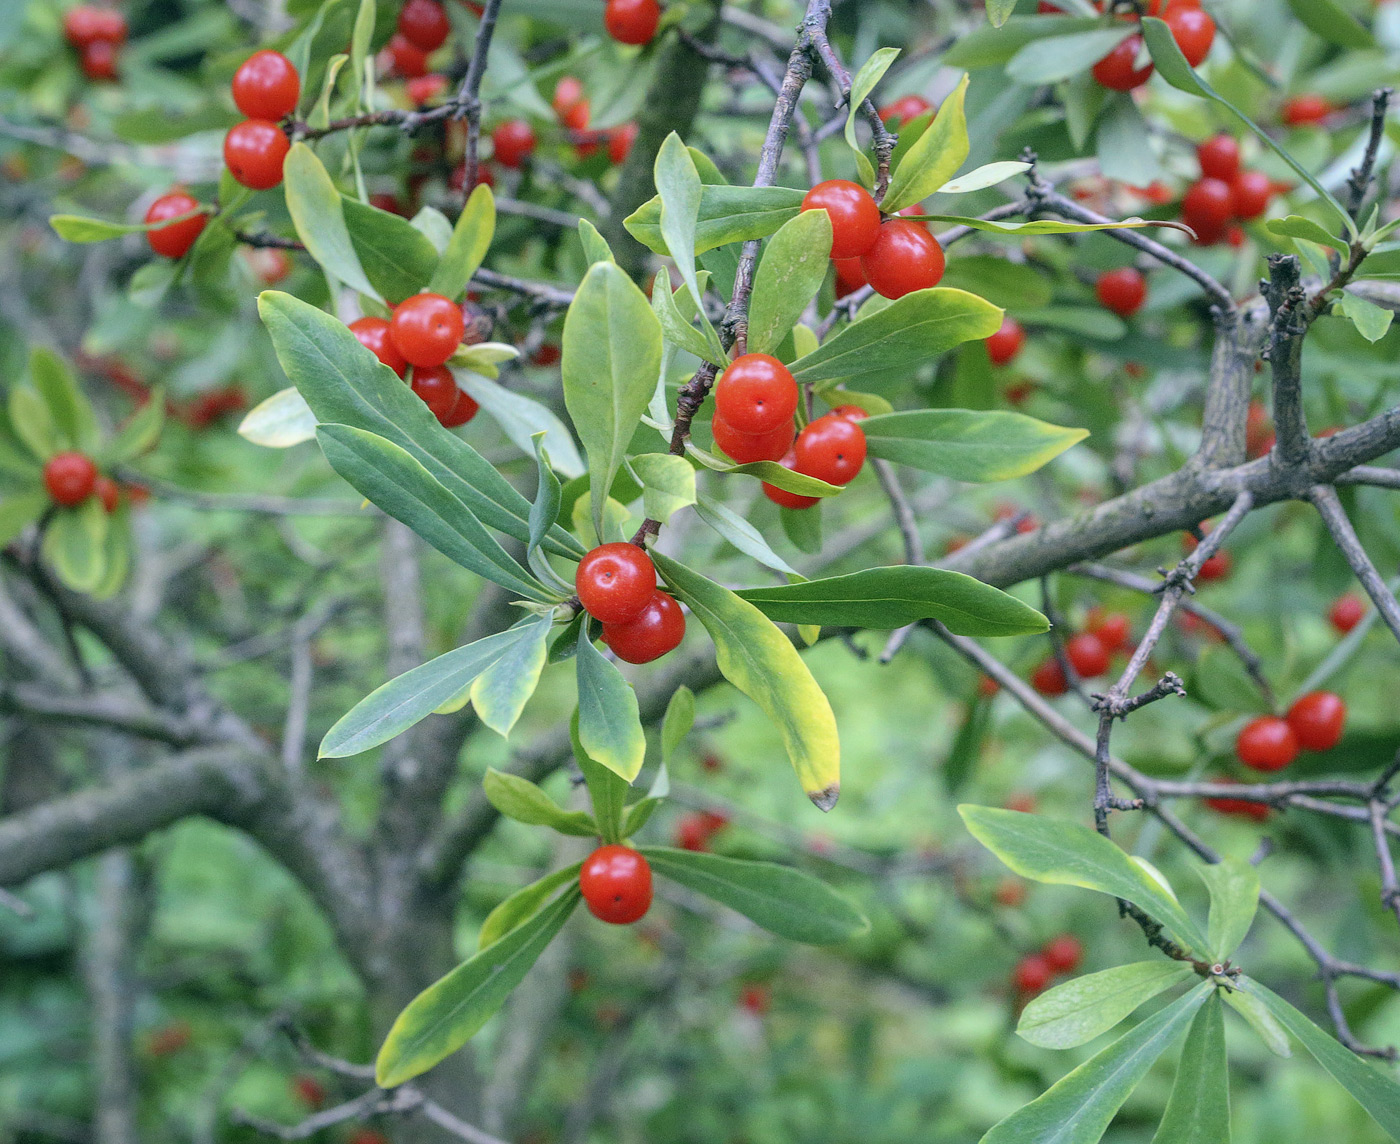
<box><xmin>1182</xmin><ymin>134</ymin><xmax>1274</xmax><ymax>244</ymax></box>
<box><xmin>801</xmin><ymin>180</ymin><xmax>946</xmax><ymax>300</ymax></box>
<box><xmin>550</xmin><ymin>77</ymin><xmax>637</xmax><ymax>163</ymax></box>
<box><xmin>349</xmin><ymin>296</ymin><xmax>478</xmax><ymax>428</ymax></box>
<box><xmin>1235</xmin><ymin>691</ymin><xmax>1347</xmax><ymax>771</ymax></box>
<box><xmin>604</xmin><ymin>0</ymin><xmax>661</xmax><ymax>45</ymax></box>
<box><xmin>575</xmin><ymin>543</ymin><xmax>686</xmax><ymax>664</ymax></box>
<box><xmin>1031</xmin><ymin>612</ymin><xmax>1131</xmax><ymax>695</ymax></box>
<box><xmin>43</xmin><ymin>452</ymin><xmax>121</xmax><ymax>512</ymax></box>
<box><xmin>675</xmin><ymin>810</ymin><xmax>728</xmax><ymax>852</ymax></box>
<box><xmin>580</xmin><ymin>844</ymin><xmax>653</xmax><ymax>924</ymax></box>
<box><xmin>1095</xmin><ymin>267</ymin><xmax>1148</xmax><ymax>318</ymax></box>
<box><xmin>1204</xmin><ymin>778</ymin><xmax>1271</xmax><ymax>821</ymax></box>
<box><xmin>1091</xmin><ymin>0</ymin><xmax>1215</xmax><ymax>92</ymax></box>
<box><xmin>1013</xmin><ymin>934</ymin><xmax>1083</xmax><ymax>996</ymax></box>
<box><xmin>223</xmin><ymin>50</ymin><xmax>299</xmax><ymax>191</ymax></box>
<box><xmin>63</xmin><ymin>5</ymin><xmax>126</xmax><ymax>81</ymax></box>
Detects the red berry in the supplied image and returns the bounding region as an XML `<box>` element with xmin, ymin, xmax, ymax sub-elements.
<box><xmin>878</xmin><ymin>94</ymin><xmax>933</xmax><ymax>125</ymax></box>
<box><xmin>740</xmin><ymin>983</ymin><xmax>771</xmax><ymax>1015</ymax></box>
<box><xmin>576</xmin><ymin>542</ymin><xmax>657</xmax><ymax>624</ymax></box>
<box><xmin>1245</xmin><ymin>400</ymin><xmax>1273</xmax><ymax>459</ymax></box>
<box><xmin>580</xmin><ymin>845</ymin><xmax>652</xmax><ymax>923</ymax></box>
<box><xmin>608</xmin><ymin>121</ymin><xmax>639</xmax><ymax>165</ymax></box>
<box><xmin>244</xmin><ymin>246</ymin><xmax>292</xmax><ymax>283</ymax></box>
<box><xmin>493</xmin><ymin>119</ymin><xmax>536</xmax><ymax>168</ymax></box>
<box><xmin>406</xmin><ymin>73</ymin><xmax>448</xmax><ymax>104</ymax></box>
<box><xmin>1196</xmin><ymin>134</ymin><xmax>1240</xmax><ymax>181</ymax></box>
<box><xmin>560</xmin><ymin>101</ymin><xmax>591</xmax><ymax>133</ymax></box>
<box><xmin>1283</xmin><ymin>93</ymin><xmax>1332</xmax><ymax>126</ymax></box>
<box><xmin>1166</xmin><ymin>6</ymin><xmax>1215</xmax><ymax>66</ymax></box>
<box><xmin>762</xmin><ymin>450</ymin><xmax>820</xmax><ymax>511</ymax></box>
<box><xmin>1065</xmin><ymin>633</ymin><xmax>1110</xmax><ymax>679</ymax></box>
<box><xmin>1085</xmin><ymin>609</ymin><xmax>1131</xmax><ymax>653</ymax></box>
<box><xmin>1014</xmin><ymin>954</ymin><xmax>1053</xmax><ymax>995</ymax></box>
<box><xmin>985</xmin><ymin>316</ymin><xmax>1025</xmax><ymax>366</ymax></box>
<box><xmin>676</xmin><ymin>813</ymin><xmax>711</xmax><ymax>851</ymax></box>
<box><xmin>714</xmin><ymin>353</ymin><xmax>798</xmax><ymax>435</ymax></box>
<box><xmin>1031</xmin><ymin>657</ymin><xmax>1068</xmax><ymax>696</ymax></box>
<box><xmin>223</xmin><ymin>120</ymin><xmax>290</xmax><ymax>190</ymax></box>
<box><xmin>44</xmin><ymin>452</ymin><xmax>98</xmax><ymax>506</ymax></box>
<box><xmin>800</xmin><ymin>179</ymin><xmax>882</xmax><ymax>260</ymax></box>
<box><xmin>553</xmin><ymin>76</ymin><xmax>586</xmax><ymax>119</ymax></box>
<box><xmin>994</xmin><ymin>877</ymin><xmax>1026</xmax><ymax>906</ymax></box>
<box><xmin>81</xmin><ymin>39</ymin><xmax>119</xmax><ymax>81</ymax></box>
<box><xmin>144</xmin><ymin>192</ymin><xmax>206</xmax><ymax>259</ymax></box>
<box><xmin>64</xmin><ymin>6</ymin><xmax>127</xmax><ymax>47</ymax></box>
<box><xmin>1236</xmin><ymin>715</ymin><xmax>1299</xmax><ymax>772</ymax></box>
<box><xmin>1182</xmin><ymin>178</ymin><xmax>1235</xmax><ymax>232</ymax></box>
<box><xmin>94</xmin><ymin>475</ymin><xmax>120</xmax><ymax>514</ymax></box>
<box><xmin>861</xmin><ymin>219</ymin><xmax>945</xmax><ymax>299</ymax></box>
<box><xmin>449</xmin><ymin>160</ymin><xmax>495</xmax><ymax>192</ymax></box>
<box><xmin>833</xmin><ymin>256</ymin><xmax>868</xmax><ymax>297</ymax></box>
<box><xmin>291</xmin><ymin>1075</ymin><xmax>325</xmax><ymax>1109</ymax></box>
<box><xmin>710</xmin><ymin>413</ymin><xmax>794</xmax><ymax>464</ymax></box>
<box><xmin>410</xmin><ymin>365</ymin><xmax>469</xmax><ymax>426</ymax></box>
<box><xmin>1205</xmin><ymin>780</ymin><xmax>1271</xmax><ymax>821</ymax></box>
<box><xmin>1095</xmin><ymin>267</ymin><xmax>1147</xmax><ymax>318</ymax></box>
<box><xmin>390</xmin><ymin>292</ymin><xmax>465</xmax><ymax>368</ymax></box>
<box><xmin>388</xmin><ymin>33</ymin><xmax>430</xmax><ymax>78</ymax></box>
<box><xmin>1043</xmin><ymin>934</ymin><xmax>1082</xmax><ymax>974</ymax></box>
<box><xmin>1091</xmin><ymin>35</ymin><xmax>1153</xmax><ymax>91</ymax></box>
<box><xmin>398</xmin><ymin>0</ymin><xmax>450</xmax><ymax>52</ymax></box>
<box><xmin>978</xmin><ymin>674</ymin><xmax>1001</xmax><ymax>699</ymax></box>
<box><xmin>1231</xmin><ymin>169</ymin><xmax>1272</xmax><ymax>220</ymax></box>
<box><xmin>793</xmin><ymin>413</ymin><xmax>866</xmax><ymax>486</ymax></box>
<box><xmin>831</xmin><ymin>404</ymin><xmax>868</xmax><ymax>422</ymax></box>
<box><xmin>1286</xmin><ymin>691</ymin><xmax>1346</xmax><ymax>752</ymax></box>
<box><xmin>348</xmin><ymin>1133</ymin><xmax>389</xmax><ymax>1144</ymax></box>
<box><xmin>1330</xmin><ymin>592</ymin><xmax>1365</xmax><ymax>635</ymax></box>
<box><xmin>604</xmin><ymin>0</ymin><xmax>661</xmax><ymax>45</ymax></box>
<box><xmin>231</xmin><ymin>50</ymin><xmax>300</xmax><ymax>120</ymax></box>
<box><xmin>601</xmin><ymin>590</ymin><xmax>685</xmax><ymax>663</ymax></box>
<box><xmin>349</xmin><ymin>317</ymin><xmax>409</xmax><ymax>377</ymax></box>
<box><xmin>144</xmin><ymin>1021</ymin><xmax>192</xmax><ymax>1057</ymax></box>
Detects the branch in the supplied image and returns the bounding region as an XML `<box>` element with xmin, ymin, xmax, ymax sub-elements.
<box><xmin>1264</xmin><ymin>253</ymin><xmax>1311</xmax><ymax>466</ymax></box>
<box><xmin>0</xmin><ymin>684</ymin><xmax>205</xmax><ymax>747</ymax></box>
<box><xmin>1346</xmin><ymin>88</ymin><xmax>1393</xmax><ymax>219</ymax></box>
<box><xmin>1309</xmin><ymin>484</ymin><xmax>1400</xmax><ymax>644</ymax></box>
<box><xmin>456</xmin><ymin>0</ymin><xmax>505</xmax><ymax>193</ymax></box>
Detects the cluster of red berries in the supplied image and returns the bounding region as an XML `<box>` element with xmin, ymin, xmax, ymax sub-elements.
<box><xmin>580</xmin><ymin>844</ymin><xmax>653</xmax><ymax>924</ymax></box>
<box><xmin>1095</xmin><ymin>267</ymin><xmax>1148</xmax><ymax>318</ymax></box>
<box><xmin>1181</xmin><ymin>133</ymin><xmax>1274</xmax><ymax>245</ymax></box>
<box><xmin>1088</xmin><ymin>0</ymin><xmax>1215</xmax><ymax>92</ymax></box>
<box><xmin>1236</xmin><ymin>691</ymin><xmax>1347</xmax><ymax>772</ymax></box>
<box><xmin>349</xmin><ymin>293</ymin><xmax>479</xmax><ymax>428</ymax></box>
<box><xmin>223</xmin><ymin>49</ymin><xmax>300</xmax><ymax>191</ymax></box>
<box><xmin>604</xmin><ymin>0</ymin><xmax>661</xmax><ymax>45</ymax></box>
<box><xmin>1031</xmin><ymin>608</ymin><xmax>1132</xmax><ymax>696</ymax></box>
<box><xmin>801</xmin><ymin>179</ymin><xmax>945</xmax><ymax>301</ymax></box>
<box><xmin>575</xmin><ymin>543</ymin><xmax>686</xmax><ymax>664</ymax></box>
<box><xmin>63</xmin><ymin>5</ymin><xmax>126</xmax><ymax>82</ymax></box>
<box><xmin>674</xmin><ymin>809</ymin><xmax>728</xmax><ymax>851</ymax></box>
<box><xmin>43</xmin><ymin>452</ymin><xmax>123</xmax><ymax>513</ymax></box>
<box><xmin>551</xmin><ymin>77</ymin><xmax>638</xmax><ymax>165</ymax></box>
<box><xmin>1013</xmin><ymin>933</ymin><xmax>1082</xmax><ymax>997</ymax></box>
<box><xmin>1181</xmin><ymin>522</ymin><xmax>1231</xmax><ymax>581</ymax></box>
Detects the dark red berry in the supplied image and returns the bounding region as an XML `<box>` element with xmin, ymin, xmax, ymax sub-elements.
<box><xmin>387</xmin><ymin>33</ymin><xmax>429</xmax><ymax>77</ymax></box>
<box><xmin>601</xmin><ymin>590</ymin><xmax>686</xmax><ymax>663</ymax></box>
<box><xmin>398</xmin><ymin>0</ymin><xmax>450</xmax><ymax>52</ymax></box>
<box><xmin>1014</xmin><ymin>954</ymin><xmax>1053</xmax><ymax>995</ymax></box>
<box><xmin>1031</xmin><ymin>657</ymin><xmax>1068</xmax><ymax>696</ymax></box>
<box><xmin>1043</xmin><ymin>934</ymin><xmax>1082</xmax><ymax>973</ymax></box>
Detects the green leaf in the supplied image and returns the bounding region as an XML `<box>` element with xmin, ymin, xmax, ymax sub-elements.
<box><xmin>882</xmin><ymin>75</ymin><xmax>971</xmax><ymax>214</ymax></box>
<box><xmin>1195</xmin><ymin>858</ymin><xmax>1259</xmax><ymax>960</ymax></box>
<box><xmin>571</xmin><ymin>708</ymin><xmax>629</xmax><ymax>843</ymax></box>
<box><xmin>655</xmin><ymin>133</ymin><xmax>709</xmax><ymax>325</ymax></box>
<box><xmin>1335</xmin><ymin>291</ymin><xmax>1394</xmax><ymax>343</ymax></box>
<box><xmin>938</xmin><ymin>161</ymin><xmax>1031</xmax><ymax>194</ymax></box>
<box><xmin>283</xmin><ymin>143</ymin><xmax>382</xmax><ymax>300</ymax></box>
<box><xmin>455</xmin><ymin>369</ymin><xmax>585</xmax><ymax>479</ymax></box>
<box><xmin>736</xmin><ymin>567</ymin><xmax>1048</xmax><ymax>636</ymax></box>
<box><xmin>789</xmin><ymin>288</ymin><xmax>1002</xmax><ymax>385</ymax></box>
<box><xmin>747</xmin><ymin>209</ymin><xmax>834</xmax><ymax>356</ymax></box>
<box><xmin>1238</xmin><ymin>977</ymin><xmax>1400</xmax><ymax>1139</ymax></box>
<box><xmin>562</xmin><ymin>262</ymin><xmax>663</xmax><ymax>537</ymax></box>
<box><xmin>686</xmin><ymin>443</ymin><xmax>843</xmax><ymax>498</ymax></box>
<box><xmin>8</xmin><ymin>386</ymin><xmax>58</xmax><ymax>462</ymax></box>
<box><xmin>341</xmin><ymin>198</ymin><xmax>441</xmax><ymax>305</ymax></box>
<box><xmin>42</xmin><ymin>498</ymin><xmax>108</xmax><ymax>594</ymax></box>
<box><xmin>478</xmin><ymin>864</ymin><xmax>583</xmax><ymax>950</ymax></box>
<box><xmin>623</xmin><ymin>185</ymin><xmax>805</xmax><ymax>256</ymax></box>
<box><xmin>237</xmin><ymin>386</ymin><xmax>317</xmax><ymax>448</ymax></box>
<box><xmin>986</xmin><ymin>0</ymin><xmax>1017</xmax><ymax>28</ymax></box>
<box><xmin>861</xmin><ymin>409</ymin><xmax>1087</xmax><ymax>482</ymax></box>
<box><xmin>661</xmin><ymin>685</ymin><xmax>695</xmax><ymax>763</ymax></box>
<box><xmin>321</xmin><ymin>623</ymin><xmax>543</xmax><ymax>758</ymax></box>
<box><xmin>470</xmin><ymin>613</ymin><xmax>553</xmax><ymax>737</ymax></box>
<box><xmin>482</xmin><ymin>769</ymin><xmax>597</xmax><ymax>836</ymax></box>
<box><xmin>1222</xmin><ymin>987</ymin><xmax>1291</xmax><ymax>1057</ymax></box>
<box><xmin>780</xmin><ymin>503</ymin><xmax>823</xmax><ymax>555</ymax></box>
<box><xmin>1285</xmin><ymin>0</ymin><xmax>1372</xmax><ymax>48</ymax></box>
<box><xmin>0</xmin><ymin>491</ymin><xmax>45</xmax><ymax>548</ymax></box>
<box><xmin>958</xmin><ymin>806</ymin><xmax>1211</xmax><ymax>956</ymax></box>
<box><xmin>652</xmin><ymin>551</ymin><xmax>841</xmax><ymax>810</ymax></box>
<box><xmin>630</xmin><ymin>452</ymin><xmax>696</xmax><ymax>524</ymax></box>
<box><xmin>575</xmin><ymin>626</ymin><xmax>647</xmax><ymax>783</ymax></box>
<box><xmin>105</xmin><ymin>388</ymin><xmax>165</xmax><ymax>462</ymax></box>
<box><xmin>693</xmin><ymin>493</ymin><xmax>798</xmax><ymax>576</ymax></box>
<box><xmin>639</xmin><ymin>847</ymin><xmax>868</xmax><ymax>944</ymax></box>
<box><xmin>945</xmin><ymin>14</ymin><xmax>1104</xmax><ymax>69</ymax></box>
<box><xmin>1006</xmin><ymin>28</ymin><xmax>1133</xmax><ymax>85</ymax></box>
<box><xmin>1265</xmin><ymin>214</ymin><xmax>1349</xmax><ymax>251</ymax></box>
<box><xmin>29</xmin><ymin>348</ymin><xmax>98</xmax><ymax>453</ymax></box>
<box><xmin>1018</xmin><ymin>962</ymin><xmax>1195</xmax><ymax>1049</ymax></box>
<box><xmin>257</xmin><ymin>292</ymin><xmax>583</xmax><ymax>557</ymax></box>
<box><xmin>307</xmin><ymin>53</ymin><xmax>348</xmax><ymax>132</ymax></box>
<box><xmin>578</xmin><ymin>218</ymin><xmax>615</xmax><ymax>265</ymax></box>
<box><xmin>49</xmin><ymin>208</ymin><xmax>207</xmax><ymax>243</ymax></box>
<box><xmin>1151</xmin><ymin>994</ymin><xmax>1230</xmax><ymax>1144</ymax></box>
<box><xmin>980</xmin><ymin>984</ymin><xmax>1211</xmax><ymax>1144</ymax></box>
<box><xmin>652</xmin><ymin>269</ymin><xmax>719</xmax><ymax>362</ymax></box>
<box><xmin>912</xmin><ymin>214</ymin><xmax>1172</xmax><ymax>236</ymax></box>
<box><xmin>375</xmin><ymin>886</ymin><xmax>580</xmax><ymax>1088</ymax></box>
<box><xmin>429</xmin><ymin>183</ymin><xmax>496</xmax><ymax>299</ymax></box>
<box><xmin>526</xmin><ymin>435</ymin><xmax>571</xmax><ymax>594</ymax></box>
<box><xmin>316</xmin><ymin>425</ymin><xmax>550</xmax><ymax>601</ymax></box>
<box><xmin>410</xmin><ymin>206</ymin><xmax>455</xmax><ymax>254</ymax></box>
<box><xmin>844</xmin><ymin>48</ymin><xmax>900</xmax><ymax>181</ymax></box>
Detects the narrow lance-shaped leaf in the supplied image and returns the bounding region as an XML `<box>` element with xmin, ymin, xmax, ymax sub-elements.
<box><xmin>454</xmin><ymin>369</ymin><xmax>585</xmax><ymax>479</ymax></box>
<box><xmin>29</xmin><ymin>347</ymin><xmax>99</xmax><ymax>453</ymax></box>
<box><xmin>1018</xmin><ymin>961</ymin><xmax>1196</xmax><ymax>1050</ymax></box>
<box><xmin>482</xmin><ymin>769</ymin><xmax>597</xmax><ymax>836</ymax></box>
<box><xmin>49</xmin><ymin>208</ymin><xmax>209</xmax><ymax>243</ymax></box>
<box><xmin>843</xmin><ymin>47</ymin><xmax>899</xmax><ymax>186</ymax></box>
<box><xmin>478</xmin><ymin>864</ymin><xmax>584</xmax><ymax>950</ymax></box>
<box><xmin>571</xmin><ymin>708</ymin><xmax>629</xmax><ymax>843</ymax></box>
<box><xmin>654</xmin><ymin>132</ymin><xmax>723</xmax><ymax>359</ymax></box>
<box><xmin>630</xmin><ymin>452</ymin><xmax>696</xmax><ymax>524</ymax></box>
<box><xmin>1195</xmin><ymin>857</ymin><xmax>1259</xmax><ymax>960</ymax></box>
<box><xmin>661</xmin><ymin>685</ymin><xmax>695</xmax><ymax>763</ymax></box>
<box><xmin>526</xmin><ymin>434</ymin><xmax>573</xmax><ymax>596</ymax></box>
<box><xmin>282</xmin><ymin>142</ymin><xmax>382</xmax><ymax>299</ymax></box>
<box><xmin>747</xmin><ymin>209</ymin><xmax>833</xmax><ymax>356</ymax></box>
<box><xmin>861</xmin><ymin>409</ymin><xmax>1088</xmax><ymax>482</ymax></box>
<box><xmin>686</xmin><ymin>442</ymin><xmax>843</xmax><ymax>497</ymax></box>
<box><xmin>881</xmin><ymin>74</ymin><xmax>970</xmax><ymax>214</ymax></box>
<box><xmin>909</xmin><ymin>213</ymin><xmax>1178</xmax><ymax>236</ymax></box>
<box><xmin>430</xmin><ymin>183</ymin><xmax>495</xmax><ymax>298</ymax></box>
<box><xmin>1151</xmin><ymin>993</ymin><xmax>1231</xmax><ymax>1144</ymax></box>
<box><xmin>342</xmin><ymin>197</ymin><xmax>441</xmax><ymax>304</ymax></box>
<box><xmin>623</xmin><ymin>185</ymin><xmax>805</xmax><ymax>256</ymax></box>
<box><xmin>693</xmin><ymin>493</ymin><xmax>799</xmax><ymax>577</ymax></box>
<box><xmin>237</xmin><ymin>387</ymin><xmax>318</xmax><ymax>449</ymax></box>
<box><xmin>575</xmin><ymin>625</ymin><xmax>648</xmax><ymax>783</ymax></box>
<box><xmin>470</xmin><ymin>612</ymin><xmax>553</xmax><ymax>737</ymax></box>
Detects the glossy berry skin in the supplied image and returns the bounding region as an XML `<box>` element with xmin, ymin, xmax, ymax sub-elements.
<box><xmin>1091</xmin><ymin>36</ymin><xmax>1153</xmax><ymax>91</ymax></box>
<box><xmin>608</xmin><ymin>122</ymin><xmax>638</xmax><ymax>165</ymax></box>
<box><xmin>94</xmin><ymin>476</ymin><xmax>121</xmax><ymax>514</ymax></box>
<box><xmin>388</xmin><ymin>33</ymin><xmax>429</xmax><ymax>77</ymax></box>
<box><xmin>831</xmin><ymin>404</ymin><xmax>868</xmax><ymax>422</ymax></box>
<box><xmin>224</xmin><ymin>120</ymin><xmax>290</xmax><ymax>190</ymax></box>
<box><xmin>604</xmin><ymin>0</ymin><xmax>661</xmax><ymax>45</ymax></box>
<box><xmin>1283</xmin><ymin>93</ymin><xmax>1331</xmax><ymax>125</ymax></box>
<box><xmin>348</xmin><ymin>317</ymin><xmax>409</xmax><ymax>377</ymax></box>
<box><xmin>1231</xmin><ymin>170</ymin><xmax>1272</xmax><ymax>220</ymax></box>
<box><xmin>231</xmin><ymin>50</ymin><xmax>300</xmax><ymax>120</ymax></box>
<box><xmin>1236</xmin><ymin>715</ymin><xmax>1299</xmax><ymax>772</ymax></box>
<box><xmin>762</xmin><ymin>450</ymin><xmax>819</xmax><ymax>511</ymax></box>
<box><xmin>1066</xmin><ymin>633</ymin><xmax>1110</xmax><ymax>678</ymax></box>
<box><xmin>492</xmin><ymin>119</ymin><xmax>536</xmax><ymax>168</ymax></box>
<box><xmin>801</xmin><ymin>179</ymin><xmax>882</xmax><ymax>260</ymax></box>
<box><xmin>44</xmin><ymin>452</ymin><xmax>98</xmax><ymax>506</ymax></box>
<box><xmin>793</xmin><ymin>413</ymin><xmax>866</xmax><ymax>486</ymax></box>
<box><xmin>1043</xmin><ymin>934</ymin><xmax>1082</xmax><ymax>974</ymax></box>
<box><xmin>861</xmin><ymin>220</ymin><xmax>945</xmax><ymax>299</ymax></box>
<box><xmin>1014</xmin><ymin>954</ymin><xmax>1053</xmax><ymax>995</ymax></box>
<box><xmin>1196</xmin><ymin>134</ymin><xmax>1240</xmax><ymax>181</ymax></box>
<box><xmin>1095</xmin><ymin>267</ymin><xmax>1147</xmax><ymax>317</ymax></box>
<box><xmin>580</xmin><ymin>845</ymin><xmax>653</xmax><ymax>924</ymax></box>
<box><xmin>833</xmin><ymin>256</ymin><xmax>867</xmax><ymax>297</ymax></box>
<box><xmin>391</xmin><ymin>293</ymin><xmax>465</xmax><ymax>368</ymax></box>
<box><xmin>144</xmin><ymin>192</ymin><xmax>206</xmax><ymax>259</ymax></box>
<box><xmin>1286</xmin><ymin>691</ymin><xmax>1346</xmax><ymax>752</ymax></box>
<box><xmin>710</xmin><ymin>414</ymin><xmax>794</xmax><ymax>464</ymax></box>
<box><xmin>878</xmin><ymin>94</ymin><xmax>933</xmax><ymax>125</ymax></box>
<box><xmin>602</xmin><ymin>590</ymin><xmax>685</xmax><ymax>664</ymax></box>
<box><xmin>410</xmin><ymin>365</ymin><xmax>475</xmax><ymax>427</ymax></box>
<box><xmin>398</xmin><ymin>0</ymin><xmax>450</xmax><ymax>51</ymax></box>
<box><xmin>1182</xmin><ymin>178</ymin><xmax>1235</xmax><ymax>231</ymax></box>
<box><xmin>714</xmin><ymin>354</ymin><xmax>798</xmax><ymax>435</ymax></box>
<box><xmin>985</xmin><ymin>316</ymin><xmax>1025</xmax><ymax>366</ymax></box>
<box><xmin>64</xmin><ymin>6</ymin><xmax>127</xmax><ymax>47</ymax></box>
<box><xmin>1086</xmin><ymin>609</ymin><xmax>1131</xmax><ymax>653</ymax></box>
<box><xmin>1166</xmin><ymin>7</ymin><xmax>1215</xmax><ymax>66</ymax></box>
<box><xmin>1031</xmin><ymin>657</ymin><xmax>1068</xmax><ymax>697</ymax></box>
<box><xmin>1330</xmin><ymin>593</ymin><xmax>1365</xmax><ymax>635</ymax></box>
<box><xmin>576</xmin><ymin>543</ymin><xmax>657</xmax><ymax>624</ymax></box>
